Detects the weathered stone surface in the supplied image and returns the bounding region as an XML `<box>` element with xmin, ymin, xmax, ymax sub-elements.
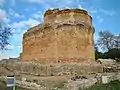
<box><xmin>0</xmin><ymin>61</ymin><xmax>103</xmax><ymax>76</ymax></box>
<box><xmin>21</xmin><ymin>8</ymin><xmax>95</xmax><ymax>63</ymax></box>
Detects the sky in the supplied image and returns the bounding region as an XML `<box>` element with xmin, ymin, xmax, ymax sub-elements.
<box><xmin>0</xmin><ymin>0</ymin><xmax>120</xmax><ymax>60</ymax></box>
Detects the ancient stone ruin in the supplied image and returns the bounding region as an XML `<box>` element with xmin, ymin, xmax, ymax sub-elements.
<box><xmin>20</xmin><ymin>8</ymin><xmax>95</xmax><ymax>63</ymax></box>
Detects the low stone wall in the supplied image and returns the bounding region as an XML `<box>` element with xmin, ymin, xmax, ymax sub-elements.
<box><xmin>1</xmin><ymin>61</ymin><xmax>103</xmax><ymax>76</ymax></box>
<box><xmin>67</xmin><ymin>77</ymin><xmax>97</xmax><ymax>90</ymax></box>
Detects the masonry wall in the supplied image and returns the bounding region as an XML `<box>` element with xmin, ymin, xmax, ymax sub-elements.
<box><xmin>21</xmin><ymin>9</ymin><xmax>95</xmax><ymax>63</ymax></box>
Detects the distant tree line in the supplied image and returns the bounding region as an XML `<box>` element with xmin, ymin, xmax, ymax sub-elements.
<box><xmin>95</xmin><ymin>31</ymin><xmax>120</xmax><ymax>62</ymax></box>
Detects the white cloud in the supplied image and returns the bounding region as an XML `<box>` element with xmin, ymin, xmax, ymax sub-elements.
<box><xmin>4</xmin><ymin>17</ymin><xmax>10</xmax><ymax>23</ymax></box>
<box><xmin>78</xmin><ymin>4</ymin><xmax>84</xmax><ymax>9</ymax></box>
<box><xmin>0</xmin><ymin>9</ymin><xmax>6</xmax><ymax>21</ymax></box>
<box><xmin>14</xmin><ymin>13</ymin><xmax>25</xmax><ymax>18</ymax></box>
<box><xmin>90</xmin><ymin>9</ymin><xmax>98</xmax><ymax>14</ymax></box>
<box><xmin>9</xmin><ymin>8</ymin><xmax>25</xmax><ymax>18</ymax></box>
<box><xmin>0</xmin><ymin>53</ymin><xmax>9</xmax><ymax>60</ymax></box>
<box><xmin>100</xmin><ymin>9</ymin><xmax>115</xmax><ymax>16</ymax></box>
<box><xmin>0</xmin><ymin>0</ymin><xmax>4</xmax><ymax>6</ymax></box>
<box><xmin>97</xmin><ymin>15</ymin><xmax>104</xmax><ymax>23</ymax></box>
<box><xmin>46</xmin><ymin>0</ymin><xmax>84</xmax><ymax>9</ymax></box>
<box><xmin>88</xmin><ymin>7</ymin><xmax>116</xmax><ymax>17</ymax></box>
<box><xmin>25</xmin><ymin>0</ymin><xmax>84</xmax><ymax>9</ymax></box>
<box><xmin>0</xmin><ymin>9</ymin><xmax>10</xmax><ymax>23</ymax></box>
<box><xmin>25</xmin><ymin>0</ymin><xmax>44</xmax><ymax>3</ymax></box>
<box><xmin>0</xmin><ymin>53</ymin><xmax>19</xmax><ymax>60</ymax></box>
<box><xmin>5</xmin><ymin>45</ymin><xmax>14</xmax><ymax>50</ymax></box>
<box><xmin>32</xmin><ymin>11</ymin><xmax>42</xmax><ymax>19</ymax></box>
<box><xmin>31</xmin><ymin>11</ymin><xmax>43</xmax><ymax>22</ymax></box>
<box><xmin>12</xmin><ymin>18</ymin><xmax>39</xmax><ymax>29</ymax></box>
<box><xmin>11</xmin><ymin>18</ymin><xmax>39</xmax><ymax>35</ymax></box>
<box><xmin>5</xmin><ymin>45</ymin><xmax>21</xmax><ymax>50</ymax></box>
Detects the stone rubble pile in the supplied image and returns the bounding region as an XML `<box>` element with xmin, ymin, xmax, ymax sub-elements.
<box><xmin>16</xmin><ymin>80</ymin><xmax>47</xmax><ymax>90</ymax></box>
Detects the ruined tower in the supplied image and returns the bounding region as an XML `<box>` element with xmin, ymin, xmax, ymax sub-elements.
<box><xmin>21</xmin><ymin>9</ymin><xmax>95</xmax><ymax>63</ymax></box>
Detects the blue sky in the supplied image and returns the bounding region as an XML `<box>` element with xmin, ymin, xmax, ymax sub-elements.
<box><xmin>0</xmin><ymin>0</ymin><xmax>120</xmax><ymax>59</ymax></box>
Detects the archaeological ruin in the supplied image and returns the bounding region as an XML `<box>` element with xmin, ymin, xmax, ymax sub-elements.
<box><xmin>20</xmin><ymin>8</ymin><xmax>95</xmax><ymax>63</ymax></box>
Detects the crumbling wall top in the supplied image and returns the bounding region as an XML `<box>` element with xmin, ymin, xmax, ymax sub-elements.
<box><xmin>44</xmin><ymin>8</ymin><xmax>89</xmax><ymax>17</ymax></box>
<box><xmin>44</xmin><ymin>8</ymin><xmax>92</xmax><ymax>25</ymax></box>
<box><xmin>23</xmin><ymin>8</ymin><xmax>93</xmax><ymax>39</ymax></box>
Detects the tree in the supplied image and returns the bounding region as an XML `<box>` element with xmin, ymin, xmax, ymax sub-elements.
<box><xmin>97</xmin><ymin>31</ymin><xmax>114</xmax><ymax>51</ymax></box>
<box><xmin>104</xmin><ymin>48</ymin><xmax>120</xmax><ymax>62</ymax></box>
<box><xmin>94</xmin><ymin>44</ymin><xmax>104</xmax><ymax>60</ymax></box>
<box><xmin>96</xmin><ymin>31</ymin><xmax>120</xmax><ymax>61</ymax></box>
<box><xmin>113</xmin><ymin>34</ymin><xmax>120</xmax><ymax>49</ymax></box>
<box><xmin>0</xmin><ymin>22</ymin><xmax>12</xmax><ymax>50</ymax></box>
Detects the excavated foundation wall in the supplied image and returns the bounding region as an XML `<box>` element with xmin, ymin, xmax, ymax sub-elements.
<box><xmin>0</xmin><ymin>61</ymin><xmax>103</xmax><ymax>76</ymax></box>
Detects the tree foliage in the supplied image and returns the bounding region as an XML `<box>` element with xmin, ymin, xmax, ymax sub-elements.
<box><xmin>104</xmin><ymin>48</ymin><xmax>120</xmax><ymax>62</ymax></box>
<box><xmin>97</xmin><ymin>31</ymin><xmax>120</xmax><ymax>51</ymax></box>
<box><xmin>0</xmin><ymin>23</ymin><xmax>12</xmax><ymax>50</ymax></box>
<box><xmin>95</xmin><ymin>30</ymin><xmax>120</xmax><ymax>61</ymax></box>
<box><xmin>97</xmin><ymin>31</ymin><xmax>114</xmax><ymax>51</ymax></box>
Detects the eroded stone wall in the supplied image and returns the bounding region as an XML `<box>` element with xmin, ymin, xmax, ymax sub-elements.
<box><xmin>21</xmin><ymin>9</ymin><xmax>95</xmax><ymax>63</ymax></box>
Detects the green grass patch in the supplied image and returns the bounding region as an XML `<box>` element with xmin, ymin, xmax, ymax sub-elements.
<box><xmin>87</xmin><ymin>80</ymin><xmax>120</xmax><ymax>90</ymax></box>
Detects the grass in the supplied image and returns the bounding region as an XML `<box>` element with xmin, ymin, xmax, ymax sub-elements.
<box><xmin>86</xmin><ymin>80</ymin><xmax>120</xmax><ymax>90</ymax></box>
<box><xmin>7</xmin><ymin>86</ymin><xmax>28</xmax><ymax>90</ymax></box>
<box><xmin>53</xmin><ymin>82</ymin><xmax>65</xmax><ymax>89</ymax></box>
